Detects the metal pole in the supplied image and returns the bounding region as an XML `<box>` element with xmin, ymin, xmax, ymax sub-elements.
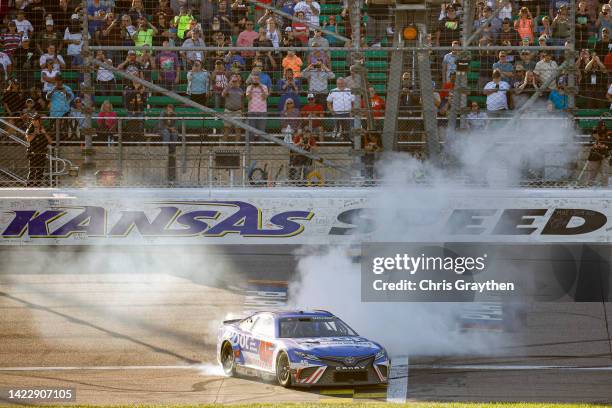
<box><xmin>348</xmin><ymin>0</ymin><xmax>363</xmax><ymax>178</ymax></box>
<box><xmin>416</xmin><ymin>24</ymin><xmax>440</xmax><ymax>163</ymax></box>
<box><xmin>118</xmin><ymin>120</ymin><xmax>123</xmax><ymax>176</ymax></box>
<box><xmin>81</xmin><ymin>1</ymin><xmax>95</xmax><ymax>182</ymax></box>
<box><xmin>449</xmin><ymin>0</ymin><xmax>472</xmax><ymax>131</ymax></box>
<box><xmin>89</xmin><ymin>45</ymin><xmax>568</xmax><ymax>52</ymax></box>
<box><xmin>90</xmin><ymin>59</ymin><xmax>353</xmax><ymax>176</ymax></box>
<box><xmin>567</xmin><ymin>0</ymin><xmax>576</xmax><ymax>110</ymax></box>
<box><xmin>181</xmin><ymin>120</ymin><xmax>187</xmax><ymax>175</ymax></box>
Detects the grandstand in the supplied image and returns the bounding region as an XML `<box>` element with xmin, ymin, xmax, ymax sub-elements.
<box><xmin>0</xmin><ymin>0</ymin><xmax>610</xmax><ymax>187</ymax></box>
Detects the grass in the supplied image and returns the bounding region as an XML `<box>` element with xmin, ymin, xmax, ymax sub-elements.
<box><xmin>47</xmin><ymin>403</ymin><xmax>611</xmax><ymax>408</ymax></box>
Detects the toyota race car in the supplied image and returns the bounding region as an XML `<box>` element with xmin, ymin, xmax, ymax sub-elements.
<box><xmin>217</xmin><ymin>310</ymin><xmax>389</xmax><ymax>387</ymax></box>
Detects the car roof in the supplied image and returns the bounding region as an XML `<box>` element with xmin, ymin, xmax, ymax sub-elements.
<box><xmin>252</xmin><ymin>310</ymin><xmax>335</xmax><ymax>319</ymax></box>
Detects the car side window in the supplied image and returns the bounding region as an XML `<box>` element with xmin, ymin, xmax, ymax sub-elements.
<box><xmin>251</xmin><ymin>315</ymin><xmax>275</xmax><ymax>338</ymax></box>
<box><xmin>239</xmin><ymin>316</ymin><xmax>256</xmax><ymax>332</ymax></box>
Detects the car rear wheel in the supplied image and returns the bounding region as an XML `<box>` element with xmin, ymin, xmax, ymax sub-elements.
<box><xmin>276</xmin><ymin>351</ymin><xmax>292</xmax><ymax>387</ymax></box>
<box><xmin>221</xmin><ymin>342</ymin><xmax>236</xmax><ymax>376</ymax></box>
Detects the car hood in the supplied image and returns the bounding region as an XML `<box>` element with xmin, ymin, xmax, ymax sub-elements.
<box><xmin>290</xmin><ymin>337</ymin><xmax>381</xmax><ymax>357</ymax></box>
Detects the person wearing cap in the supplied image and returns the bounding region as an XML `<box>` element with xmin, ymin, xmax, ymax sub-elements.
<box><xmin>594</xmin><ymin>27</ymin><xmax>610</xmax><ymax>61</ymax></box>
<box><xmin>327</xmin><ymin>77</ymin><xmax>355</xmax><ymax>140</ymax></box>
<box><xmin>492</xmin><ymin>51</ymin><xmax>514</xmax><ymax>85</ymax></box>
<box><xmin>302</xmin><ymin>58</ymin><xmax>335</xmax><ymax>105</ymax></box>
<box><xmin>68</xmin><ymin>98</ymin><xmax>86</xmax><ymax>139</ymax></box>
<box><xmin>64</xmin><ymin>14</ymin><xmax>89</xmax><ymax>67</ymax></box>
<box><xmin>278</xmin><ymin>68</ymin><xmax>301</xmax><ymax>111</ymax></box>
<box><xmin>483</xmin><ymin>69</ymin><xmax>511</xmax><ymax>115</ymax></box>
<box><xmin>20</xmin><ymin>98</ymin><xmax>37</xmax><ymax>131</ymax></box>
<box><xmin>118</xmin><ymin>50</ymin><xmax>143</xmax><ymax>83</ymax></box>
<box><xmin>497</xmin><ymin>17</ymin><xmax>519</xmax><ymax>45</ymax></box>
<box><xmin>34</xmin><ymin>16</ymin><xmax>63</xmax><ymax>55</ymax></box>
<box><xmin>582</xmin><ymin>50</ymin><xmax>609</xmax><ymax>108</ymax></box>
<box><xmin>46</xmin><ymin>75</ymin><xmax>74</xmax><ymax>119</ymax></box>
<box><xmin>25</xmin><ymin>114</ymin><xmax>53</xmax><ymax>187</ymax></box>
<box><xmin>301</xmin><ymin>93</ymin><xmax>324</xmax><ymax>141</ymax></box>
<box><xmin>180</xmin><ymin>29</ymin><xmax>206</xmax><ymax>70</ymax></box>
<box><xmin>595</xmin><ymin>4</ymin><xmax>612</xmax><ymax>39</ymax></box>
<box><xmin>13</xmin><ymin>10</ymin><xmax>34</xmax><ymax>37</ymax></box>
<box><xmin>289</xmin><ymin>127</ymin><xmax>317</xmax><ymax>183</ymax></box>
<box><xmin>221</xmin><ymin>73</ymin><xmax>244</xmax><ymax>142</ymax></box>
<box><xmin>14</xmin><ymin>36</ymin><xmax>39</xmax><ymax>88</ymax></box>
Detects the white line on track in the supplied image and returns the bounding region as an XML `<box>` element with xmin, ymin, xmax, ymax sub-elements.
<box><xmin>387</xmin><ymin>356</ymin><xmax>408</xmax><ymax>403</ymax></box>
<box><xmin>0</xmin><ymin>365</ymin><xmax>199</xmax><ymax>371</ymax></box>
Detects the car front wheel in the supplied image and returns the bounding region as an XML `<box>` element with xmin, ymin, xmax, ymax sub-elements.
<box><xmin>221</xmin><ymin>342</ymin><xmax>236</xmax><ymax>376</ymax></box>
<box><xmin>276</xmin><ymin>351</ymin><xmax>292</xmax><ymax>387</ymax></box>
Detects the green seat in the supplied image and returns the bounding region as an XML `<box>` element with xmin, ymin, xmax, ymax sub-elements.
<box><xmin>365</xmin><ymin>60</ymin><xmax>387</xmax><ymax>70</ymax></box>
<box><xmin>365</xmin><ymin>50</ymin><xmax>387</xmax><ymax>58</ymax></box>
<box><xmin>268</xmin><ymin>96</ymin><xmax>280</xmax><ymax>107</ymax></box>
<box><xmin>148</xmin><ymin>96</ymin><xmax>183</xmax><ymax>106</ymax></box>
<box><xmin>372</xmin><ymin>84</ymin><xmax>386</xmax><ymax>94</ymax></box>
<box><xmin>331</xmin><ymin>50</ymin><xmax>347</xmax><ymax>59</ymax></box>
<box><xmin>331</xmin><ymin>60</ymin><xmax>347</xmax><ymax>72</ymax></box>
<box><xmin>320</xmin><ymin>4</ymin><xmax>343</xmax><ymax>15</ymax></box>
<box><xmin>467</xmin><ymin>95</ymin><xmax>487</xmax><ymax>107</ymax></box>
<box><xmin>266</xmin><ymin>119</ymin><xmax>281</xmax><ymax>131</ymax></box>
<box><xmin>575</xmin><ymin>109</ymin><xmax>608</xmax><ymax>117</ymax></box>
<box><xmin>367</xmin><ymin>72</ymin><xmax>387</xmax><ymax>82</ymax></box>
<box><xmin>467</xmin><ymin>72</ymin><xmax>480</xmax><ymax>82</ymax></box>
<box><xmin>469</xmin><ymin>60</ymin><xmax>481</xmax><ymax>69</ymax></box>
<box><xmin>94</xmin><ymin>95</ymin><xmax>123</xmax><ymax>106</ymax></box>
<box><xmin>62</xmin><ymin>71</ymin><xmax>79</xmax><ymax>81</ymax></box>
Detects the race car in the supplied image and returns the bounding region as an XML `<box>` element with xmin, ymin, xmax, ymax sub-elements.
<box><xmin>217</xmin><ymin>310</ymin><xmax>389</xmax><ymax>387</ymax></box>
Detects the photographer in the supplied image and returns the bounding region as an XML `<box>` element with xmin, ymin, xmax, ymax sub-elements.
<box><xmin>245</xmin><ymin>73</ymin><xmax>269</xmax><ymax>142</ymax></box>
<box><xmin>302</xmin><ymin>59</ymin><xmax>335</xmax><ymax>106</ymax></box>
<box><xmin>25</xmin><ymin>114</ymin><xmax>53</xmax><ymax>187</ymax></box>
<box><xmin>289</xmin><ymin>127</ymin><xmax>317</xmax><ymax>184</ymax></box>
<box><xmin>277</xmin><ymin>68</ymin><xmax>301</xmax><ymax>111</ymax></box>
<box><xmin>584</xmin><ymin>121</ymin><xmax>611</xmax><ymax>186</ymax></box>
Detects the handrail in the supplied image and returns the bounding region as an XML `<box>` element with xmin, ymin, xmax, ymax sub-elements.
<box><xmin>0</xmin><ymin>167</ymin><xmax>27</xmax><ymax>184</ymax></box>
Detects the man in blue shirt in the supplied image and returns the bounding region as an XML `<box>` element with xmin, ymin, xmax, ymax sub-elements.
<box><xmin>46</xmin><ymin>75</ymin><xmax>75</xmax><ymax>118</ymax></box>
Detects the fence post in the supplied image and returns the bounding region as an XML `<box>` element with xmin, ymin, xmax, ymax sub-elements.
<box><xmin>181</xmin><ymin>119</ymin><xmax>187</xmax><ymax>175</ymax></box>
<box><xmin>208</xmin><ymin>150</ymin><xmax>213</xmax><ymax>188</ymax></box>
<box><xmin>48</xmin><ymin>145</ymin><xmax>53</xmax><ymax>187</ymax></box>
<box><xmin>118</xmin><ymin>119</ymin><xmax>123</xmax><ymax>177</ymax></box>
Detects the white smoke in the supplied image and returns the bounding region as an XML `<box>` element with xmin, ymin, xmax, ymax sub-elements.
<box><xmin>289</xmin><ymin>108</ymin><xmax>578</xmax><ymax>357</ymax></box>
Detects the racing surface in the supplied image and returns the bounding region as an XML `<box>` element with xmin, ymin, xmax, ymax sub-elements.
<box><xmin>0</xmin><ymin>246</ymin><xmax>611</xmax><ymax>405</ymax></box>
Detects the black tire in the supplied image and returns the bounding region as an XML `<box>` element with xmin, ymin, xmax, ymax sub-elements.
<box><xmin>221</xmin><ymin>341</ymin><xmax>236</xmax><ymax>376</ymax></box>
<box><xmin>276</xmin><ymin>351</ymin><xmax>292</xmax><ymax>388</ymax></box>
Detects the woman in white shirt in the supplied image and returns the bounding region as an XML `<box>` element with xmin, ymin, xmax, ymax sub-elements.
<box><xmin>41</xmin><ymin>59</ymin><xmax>60</xmax><ymax>93</ymax></box>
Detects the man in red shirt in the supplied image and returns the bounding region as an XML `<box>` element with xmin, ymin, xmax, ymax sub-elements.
<box><xmin>361</xmin><ymin>86</ymin><xmax>385</xmax><ymax>130</ymax></box>
<box><xmin>301</xmin><ymin>93</ymin><xmax>325</xmax><ymax>141</ymax></box>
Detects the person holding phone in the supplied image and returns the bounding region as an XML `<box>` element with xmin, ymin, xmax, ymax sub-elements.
<box><xmin>483</xmin><ymin>69</ymin><xmax>511</xmax><ymax>115</ymax></box>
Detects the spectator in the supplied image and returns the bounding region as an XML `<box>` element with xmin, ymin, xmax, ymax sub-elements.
<box><xmin>582</xmin><ymin>51</ymin><xmax>609</xmax><ymax>108</ymax></box>
<box><xmin>492</xmin><ymin>51</ymin><xmax>515</xmax><ymax>84</ymax></box>
<box><xmin>236</xmin><ymin>20</ymin><xmax>258</xmax><ymax>61</ymax></box>
<box><xmin>68</xmin><ymin>98</ymin><xmax>86</xmax><ymax>139</ymax></box>
<box><xmin>263</xmin><ymin>16</ymin><xmax>282</xmax><ymax>48</ymax></box>
<box><xmin>35</xmin><ymin>17</ymin><xmax>62</xmax><ymax>55</ymax></box>
<box><xmin>537</xmin><ymin>16</ymin><xmax>553</xmax><ymax>39</ymax></box>
<box><xmin>95</xmin><ymin>51</ymin><xmax>116</xmax><ymax>92</ymax></box>
<box><xmin>280</xmin><ymin>98</ymin><xmax>301</xmax><ymax>131</ymax></box>
<box><xmin>548</xmin><ymin>79</ymin><xmax>568</xmax><ymax>111</ymax></box>
<box><xmin>246</xmin><ymin>62</ymin><xmax>273</xmax><ymax>89</ymax></box>
<box><xmin>518</xmin><ymin>49</ymin><xmax>536</xmax><ymax>71</ymax></box>
<box><xmin>302</xmin><ymin>59</ymin><xmax>335</xmax><ymax>105</ymax></box>
<box><xmin>132</xmin><ymin>16</ymin><xmax>158</xmax><ymax>52</ymax></box>
<box><xmin>222</xmin><ymin>74</ymin><xmax>244</xmax><ymax>142</ymax></box>
<box><xmin>245</xmin><ymin>72</ymin><xmax>269</xmax><ymax>141</ymax></box>
<box><xmin>180</xmin><ymin>29</ymin><xmax>206</xmax><ymax>69</ymax></box>
<box><xmin>118</xmin><ymin>50</ymin><xmax>143</xmax><ymax>82</ymax></box>
<box><xmin>128</xmin><ymin>0</ymin><xmax>148</xmax><ymax>22</ymax></box>
<box><xmin>608</xmin><ymin>82</ymin><xmax>612</xmax><ymax>109</ymax></box>
<box><xmin>514</xmin><ymin>7</ymin><xmax>535</xmax><ymax>44</ymax></box>
<box><xmin>576</xmin><ymin>1</ymin><xmax>591</xmax><ymax>50</ymax></box>
<box><xmin>158</xmin><ymin>103</ymin><xmax>178</xmax><ymax>143</ymax></box>
<box><xmin>301</xmin><ymin>93</ymin><xmax>324</xmax><ymax>141</ymax></box>
<box><xmin>534</xmin><ymin>51</ymin><xmax>559</xmax><ymax>90</ymax></box>
<box><xmin>25</xmin><ymin>114</ymin><xmax>53</xmax><ymax>187</ymax></box>
<box><xmin>289</xmin><ymin>127</ymin><xmax>317</xmax><ymax>182</ymax></box>
<box><xmin>442</xmin><ymin>41</ymin><xmax>460</xmax><ymax>84</ymax></box>
<box><xmin>282</xmin><ymin>50</ymin><xmax>303</xmax><ymax>77</ymax></box>
<box><xmin>124</xmin><ymin>81</ymin><xmax>147</xmax><ymax>139</ymax></box>
<box><xmin>152</xmin><ymin>12</ymin><xmax>173</xmax><ymax>46</ymax></box>
<box><xmin>253</xmin><ymin>27</ymin><xmax>278</xmax><ymax>72</ymax></box>
<box><xmin>278</xmin><ymin>68</ymin><xmax>301</xmax><ymax>111</ymax></box>
<box><xmin>231</xmin><ymin>0</ymin><xmax>249</xmax><ymax>35</ymax></box>
<box><xmin>13</xmin><ymin>9</ymin><xmax>33</xmax><ymax>37</ymax></box>
<box><xmin>498</xmin><ymin>0</ymin><xmax>513</xmax><ymax>20</ymax></box>
<box><xmin>365</xmin><ymin>0</ymin><xmax>393</xmax><ymax>47</ymax></box>
<box><xmin>584</xmin><ymin>121</ymin><xmax>610</xmax><ymax>186</ymax></box>
<box><xmin>474</xmin><ymin>6</ymin><xmax>501</xmax><ymax>42</ymax></box>
<box><xmin>87</xmin><ymin>0</ymin><xmax>109</xmax><ymax>37</ymax></box>
<box><xmin>39</xmin><ymin>44</ymin><xmax>66</xmax><ymax>71</ymax></box>
<box><xmin>483</xmin><ymin>69</ymin><xmax>510</xmax><ymax>115</ymax></box>
<box><xmin>172</xmin><ymin>6</ymin><xmax>195</xmax><ymax>40</ymax></box>
<box><xmin>307</xmin><ymin>49</ymin><xmax>329</xmax><ymax>68</ymax></box>
<box><xmin>291</xmin><ymin>11</ymin><xmax>309</xmax><ymax>45</ymax></box>
<box><xmin>435</xmin><ymin>5</ymin><xmax>461</xmax><ymax>48</ymax></box>
<box><xmin>323</xmin><ymin>15</ymin><xmax>340</xmax><ymax>46</ymax></box>
<box><xmin>466</xmin><ymin>101</ymin><xmax>488</xmax><ymax>131</ymax></box>
<box><xmin>327</xmin><ymin>77</ymin><xmax>355</xmax><ymax>140</ymax></box>
<box><xmin>281</xmin><ymin>27</ymin><xmax>302</xmax><ymax>50</ymax></box>
<box><xmin>212</xmin><ymin>59</ymin><xmax>229</xmax><ymax>108</ymax></box>
<box><xmin>362</xmin><ymin>131</ymin><xmax>382</xmax><ymax>182</ymax></box>
<box><xmin>46</xmin><ymin>75</ymin><xmax>74</xmax><ymax>119</ymax></box>
<box><xmin>13</xmin><ymin>36</ymin><xmax>39</xmax><ymax>89</ymax></box>
<box><xmin>594</xmin><ymin>27</ymin><xmax>610</xmax><ymax>61</ymax></box>
<box><xmin>498</xmin><ymin>18</ymin><xmax>520</xmax><ymax>45</ymax></box>
<box><xmin>96</xmin><ymin>100</ymin><xmax>117</xmax><ymax>143</ymax></box>
<box><xmin>41</xmin><ymin>59</ymin><xmax>60</xmax><ymax>93</ymax></box>
<box><xmin>513</xmin><ymin>69</ymin><xmax>541</xmax><ymax>109</ymax></box>
<box><xmin>156</xmin><ymin>40</ymin><xmax>180</xmax><ymax>90</ymax></box>
<box><xmin>215</xmin><ymin>0</ymin><xmax>233</xmax><ymax>38</ymax></box>
<box><xmin>96</xmin><ymin>13</ymin><xmax>122</xmax><ymax>59</ymax></box>
<box><xmin>2</xmin><ymin>80</ymin><xmax>25</xmax><ymax>134</ymax></box>
<box><xmin>1</xmin><ymin>21</ymin><xmax>23</xmax><ymax>56</ymax></box>
<box><xmin>186</xmin><ymin>60</ymin><xmax>210</xmax><ymax>106</ymax></box>
<box><xmin>153</xmin><ymin>0</ymin><xmax>174</xmax><ymax>21</ymax></box>
<box><xmin>20</xmin><ymin>98</ymin><xmax>38</xmax><ymax>130</ymax></box>
<box><xmin>309</xmin><ymin>29</ymin><xmax>330</xmax><ymax>58</ymax></box>
<box><xmin>64</xmin><ymin>14</ymin><xmax>87</xmax><ymax>68</ymax></box>
<box><xmin>223</xmin><ymin>50</ymin><xmax>246</xmax><ymax>72</ymax></box>
<box><xmin>294</xmin><ymin>0</ymin><xmax>320</xmax><ymax>27</ymax></box>
<box><xmin>595</xmin><ymin>4</ymin><xmax>612</xmax><ymax>38</ymax></box>
<box><xmin>552</xmin><ymin>5</ymin><xmax>571</xmax><ymax>53</ymax></box>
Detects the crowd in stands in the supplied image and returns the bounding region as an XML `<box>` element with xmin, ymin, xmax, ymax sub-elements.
<box><xmin>0</xmin><ymin>0</ymin><xmax>393</xmax><ymax>148</ymax></box>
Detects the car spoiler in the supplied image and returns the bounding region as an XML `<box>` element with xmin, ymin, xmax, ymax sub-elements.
<box><xmin>223</xmin><ymin>318</ymin><xmax>241</xmax><ymax>325</ymax></box>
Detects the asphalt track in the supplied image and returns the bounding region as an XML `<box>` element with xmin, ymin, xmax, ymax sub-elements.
<box><xmin>0</xmin><ymin>246</ymin><xmax>611</xmax><ymax>405</ymax></box>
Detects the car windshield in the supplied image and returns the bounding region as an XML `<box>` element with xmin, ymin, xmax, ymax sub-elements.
<box><xmin>278</xmin><ymin>317</ymin><xmax>358</xmax><ymax>338</ymax></box>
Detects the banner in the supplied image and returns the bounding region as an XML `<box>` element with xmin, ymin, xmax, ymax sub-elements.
<box><xmin>0</xmin><ymin>188</ymin><xmax>610</xmax><ymax>245</ymax></box>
